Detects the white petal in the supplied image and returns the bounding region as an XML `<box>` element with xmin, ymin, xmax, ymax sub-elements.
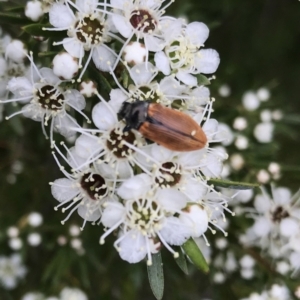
<box><xmin>201</xmin><ymin>153</ymin><xmax>223</xmax><ymax>178</ymax></box>
<box><xmin>186</xmin><ymin>22</ymin><xmax>209</xmax><ymax>46</ymax></box>
<box><xmin>273</xmin><ymin>187</ymin><xmax>292</xmax><ymax>206</ymax></box>
<box><xmin>110</xmin><ymin>0</ymin><xmax>124</xmax><ymax>9</ymax></box>
<box><xmin>7</xmin><ymin>77</ymin><xmax>32</xmax><ymax>97</ymax></box>
<box><xmin>279</xmin><ymin>218</ymin><xmax>299</xmax><ymax>237</ymax></box>
<box><xmin>118</xmin><ymin>230</ymin><xmax>147</xmax><ymax>263</ymax></box>
<box><xmin>112</xmin><ymin>15</ymin><xmax>132</xmax><ymax>38</ymax></box>
<box><xmin>130</xmin><ymin>62</ymin><xmax>157</xmax><ymax>86</ymax></box>
<box><xmin>65</xmin><ymin>89</ymin><xmax>86</xmax><ymax>110</ymax></box>
<box><xmin>181</xmin><ymin>177</ymin><xmax>207</xmax><ymax>201</ymax></box>
<box><xmin>178</xmin><ymin>149</ymin><xmax>205</xmax><ymax>167</ymax></box>
<box><xmin>109</xmin><ymin>89</ymin><xmax>128</xmax><ymax>113</ymax></box>
<box><xmin>102</xmin><ymin>201</ymin><xmax>125</xmax><ymax>227</ymax></box>
<box><xmin>159</xmin><ymin>217</ymin><xmax>190</xmax><ymax>245</ymax></box>
<box><xmin>92</xmin><ymin>101</ymin><xmax>117</xmax><ymax>130</ymax></box>
<box><xmin>254</xmin><ymin>195</ymin><xmax>271</xmax><ymax>213</ymax></box>
<box><xmin>150</xmin><ymin>144</ymin><xmax>174</xmax><ymax>162</ymax></box>
<box><xmin>203</xmin><ymin>118</ymin><xmax>219</xmax><ymax>139</ymax></box>
<box><xmin>215</xmin><ymin>123</ymin><xmax>234</xmax><ymax>146</ymax></box>
<box><xmin>39</xmin><ymin>68</ymin><xmax>60</xmax><ymax>86</ymax></box>
<box><xmin>195</xmin><ymin>49</ymin><xmax>220</xmax><ymax>74</ymax></box>
<box><xmin>160</xmin><ymin>18</ymin><xmax>183</xmax><ymax>42</ymax></box>
<box><xmin>63</xmin><ymin>38</ymin><xmax>83</xmax><ymax>58</ymax></box>
<box><xmin>65</xmin><ymin>148</ymin><xmax>86</xmax><ymax>170</ymax></box>
<box><xmin>252</xmin><ymin>217</ymin><xmax>272</xmax><ymax>237</ymax></box>
<box><xmin>144</xmin><ymin>35</ymin><xmax>165</xmax><ymax>52</ymax></box>
<box><xmin>92</xmin><ymin>45</ymin><xmax>117</xmax><ymax>72</ymax></box>
<box><xmin>117</xmin><ymin>174</ymin><xmax>152</xmax><ymax>200</ymax></box>
<box><xmin>179</xmin><ymin>205</ymin><xmax>209</xmax><ymax>237</ymax></box>
<box><xmin>154</xmin><ymin>51</ymin><xmax>170</xmax><ymax>75</ymax></box>
<box><xmin>75</xmin><ymin>134</ymin><xmax>100</xmax><ymax>159</ymax></box>
<box><xmin>51</xmin><ymin>178</ymin><xmax>79</xmax><ymax>202</ymax></box>
<box><xmin>159</xmin><ymin>76</ymin><xmax>185</xmax><ymax>96</ymax></box>
<box><xmin>116</xmin><ymin>160</ymin><xmax>133</xmax><ymax>179</ymax></box>
<box><xmin>191</xmin><ymin>86</ymin><xmax>210</xmax><ymax>104</ymax></box>
<box><xmin>49</xmin><ymin>3</ymin><xmax>74</xmax><ymax>28</ymax></box>
<box><xmin>176</xmin><ymin>71</ymin><xmax>197</xmax><ymax>86</ymax></box>
<box><xmin>156</xmin><ymin>188</ymin><xmax>187</xmax><ymax>212</ymax></box>
<box><xmin>76</xmin><ymin>0</ymin><xmax>98</xmax><ymax>13</ymax></box>
<box><xmin>22</xmin><ymin>104</ymin><xmax>43</xmax><ymax>121</ymax></box>
<box><xmin>54</xmin><ymin>114</ymin><xmax>78</xmax><ymax>137</ymax></box>
<box><xmin>77</xmin><ymin>205</ymin><xmax>101</xmax><ymax>222</ymax></box>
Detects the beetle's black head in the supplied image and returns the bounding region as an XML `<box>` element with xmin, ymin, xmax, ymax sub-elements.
<box><xmin>118</xmin><ymin>101</ymin><xmax>149</xmax><ymax>131</ymax></box>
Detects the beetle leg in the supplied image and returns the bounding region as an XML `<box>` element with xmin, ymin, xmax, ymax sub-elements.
<box><xmin>123</xmin><ymin>125</ymin><xmax>132</xmax><ymax>132</ymax></box>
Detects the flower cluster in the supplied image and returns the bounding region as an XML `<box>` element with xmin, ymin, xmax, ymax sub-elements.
<box><xmin>0</xmin><ymin>0</ymin><xmax>230</xmax><ymax>266</ymax></box>
<box><xmin>0</xmin><ymin>254</ymin><xmax>27</xmax><ymax>290</ymax></box>
<box><xmin>240</xmin><ymin>186</ymin><xmax>300</xmax><ymax>276</ymax></box>
<box><xmin>22</xmin><ymin>287</ymin><xmax>88</xmax><ymax>300</ymax></box>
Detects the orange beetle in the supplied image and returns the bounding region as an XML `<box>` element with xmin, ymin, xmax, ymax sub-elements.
<box><xmin>118</xmin><ymin>101</ymin><xmax>207</xmax><ymax>152</ymax></box>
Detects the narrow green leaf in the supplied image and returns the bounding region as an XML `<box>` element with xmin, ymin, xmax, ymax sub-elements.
<box><xmin>0</xmin><ymin>12</ymin><xmax>29</xmax><ymax>25</ymax></box>
<box><xmin>4</xmin><ymin>6</ymin><xmax>25</xmax><ymax>13</ymax></box>
<box><xmin>38</xmin><ymin>51</ymin><xmax>58</xmax><ymax>58</ymax></box>
<box><xmin>174</xmin><ymin>246</ymin><xmax>189</xmax><ymax>275</ymax></box>
<box><xmin>196</xmin><ymin>74</ymin><xmax>211</xmax><ymax>86</ymax></box>
<box><xmin>22</xmin><ymin>23</ymin><xmax>65</xmax><ymax>38</ymax></box>
<box><xmin>121</xmin><ymin>69</ymin><xmax>129</xmax><ymax>89</ymax></box>
<box><xmin>207</xmin><ymin>178</ymin><xmax>260</xmax><ymax>190</ymax></box>
<box><xmin>282</xmin><ymin>114</ymin><xmax>300</xmax><ymax>125</ymax></box>
<box><xmin>147</xmin><ymin>252</ymin><xmax>164</xmax><ymax>300</ymax></box>
<box><xmin>182</xmin><ymin>238</ymin><xmax>209</xmax><ymax>273</ymax></box>
<box><xmin>89</xmin><ymin>66</ymin><xmax>112</xmax><ymax>96</ymax></box>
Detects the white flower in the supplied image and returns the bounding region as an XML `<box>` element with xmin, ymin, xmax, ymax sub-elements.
<box><xmin>5</xmin><ymin>40</ymin><xmax>27</xmax><ymax>63</ymax></box>
<box><xmin>108</xmin><ymin>0</ymin><xmax>175</xmax><ymax>68</ymax></box>
<box><xmin>123</xmin><ymin>42</ymin><xmax>147</xmax><ymax>65</ymax></box>
<box><xmin>50</xmin><ymin>143</ymin><xmax>115</xmax><ymax>228</ymax></box>
<box><xmin>269</xmin><ymin>284</ymin><xmax>290</xmax><ymax>300</ymax></box>
<box><xmin>155</xmin><ymin>20</ymin><xmax>220</xmax><ymax>86</ymax></box>
<box><xmin>25</xmin><ymin>1</ymin><xmax>44</xmax><ymax>22</ymax></box>
<box><xmin>52</xmin><ymin>52</ymin><xmax>79</xmax><ymax>80</ymax></box>
<box><xmin>235</xmin><ymin>135</ymin><xmax>249</xmax><ymax>150</ymax></box>
<box><xmin>233</xmin><ymin>117</ymin><xmax>247</xmax><ymax>131</ymax></box>
<box><xmin>28</xmin><ymin>212</ymin><xmax>43</xmax><ymax>227</ymax></box>
<box><xmin>21</xmin><ymin>292</ymin><xmax>46</xmax><ymax>300</ymax></box>
<box><xmin>27</xmin><ymin>232</ymin><xmax>42</xmax><ymax>246</ymax></box>
<box><xmin>59</xmin><ymin>287</ymin><xmax>88</xmax><ymax>300</ymax></box>
<box><xmin>242</xmin><ymin>186</ymin><xmax>300</xmax><ymax>256</ymax></box>
<box><xmin>46</xmin><ymin>0</ymin><xmax>117</xmax><ymax>79</ymax></box>
<box><xmin>218</xmin><ymin>84</ymin><xmax>231</xmax><ymax>97</ymax></box>
<box><xmin>71</xmin><ymin>91</ymin><xmax>146</xmax><ymax>182</ymax></box>
<box><xmin>100</xmin><ymin>178</ymin><xmax>211</xmax><ymax>264</ymax></box>
<box><xmin>2</xmin><ymin>57</ymin><xmax>88</xmax><ymax>142</ymax></box>
<box><xmin>242</xmin><ymin>91</ymin><xmax>260</xmax><ymax>111</ymax></box>
<box><xmin>0</xmin><ymin>254</ymin><xmax>27</xmax><ymax>290</ymax></box>
<box><xmin>254</xmin><ymin>122</ymin><xmax>274</xmax><ymax>143</ymax></box>
<box><xmin>256</xmin><ymin>87</ymin><xmax>270</xmax><ymax>102</ymax></box>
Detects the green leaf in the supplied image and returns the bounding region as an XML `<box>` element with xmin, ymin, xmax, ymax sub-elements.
<box><xmin>182</xmin><ymin>238</ymin><xmax>209</xmax><ymax>273</ymax></box>
<box><xmin>0</xmin><ymin>12</ymin><xmax>29</xmax><ymax>25</ymax></box>
<box><xmin>147</xmin><ymin>252</ymin><xmax>164</xmax><ymax>300</ymax></box>
<box><xmin>89</xmin><ymin>66</ymin><xmax>112</xmax><ymax>96</ymax></box>
<box><xmin>121</xmin><ymin>69</ymin><xmax>129</xmax><ymax>89</ymax></box>
<box><xmin>22</xmin><ymin>23</ymin><xmax>65</xmax><ymax>38</ymax></box>
<box><xmin>282</xmin><ymin>114</ymin><xmax>300</xmax><ymax>125</ymax></box>
<box><xmin>38</xmin><ymin>51</ymin><xmax>59</xmax><ymax>58</ymax></box>
<box><xmin>196</xmin><ymin>74</ymin><xmax>211</xmax><ymax>86</ymax></box>
<box><xmin>174</xmin><ymin>246</ymin><xmax>189</xmax><ymax>275</ymax></box>
<box><xmin>207</xmin><ymin>178</ymin><xmax>260</xmax><ymax>190</ymax></box>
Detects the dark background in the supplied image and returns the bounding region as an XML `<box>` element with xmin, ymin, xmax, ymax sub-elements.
<box><xmin>0</xmin><ymin>0</ymin><xmax>300</xmax><ymax>299</ymax></box>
